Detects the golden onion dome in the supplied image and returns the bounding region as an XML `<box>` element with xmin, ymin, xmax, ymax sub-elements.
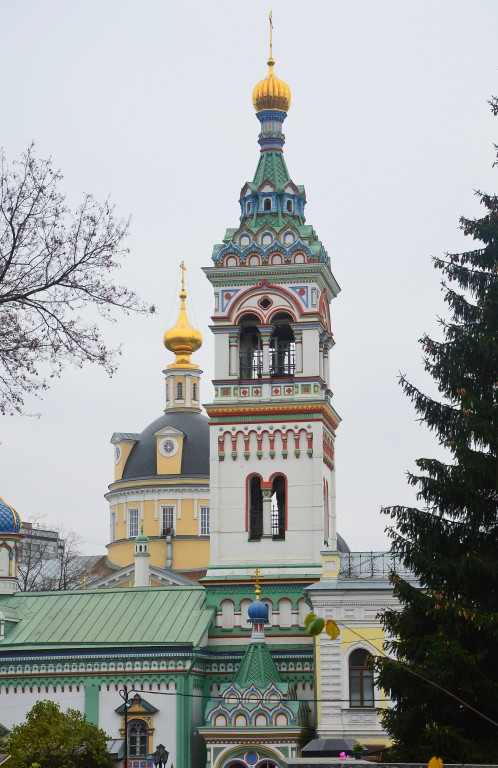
<box><xmin>163</xmin><ymin>263</ymin><xmax>202</xmax><ymax>369</ymax></box>
<box><xmin>252</xmin><ymin>56</ymin><xmax>291</xmax><ymax>114</ymax></box>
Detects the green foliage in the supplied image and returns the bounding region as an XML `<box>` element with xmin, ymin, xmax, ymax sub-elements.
<box><xmin>375</xmin><ymin>97</ymin><xmax>498</xmax><ymax>762</ymax></box>
<box><xmin>1</xmin><ymin>700</ymin><xmax>113</xmax><ymax>768</ymax></box>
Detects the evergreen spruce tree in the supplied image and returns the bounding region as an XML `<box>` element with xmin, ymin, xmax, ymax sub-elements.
<box><xmin>375</xmin><ymin>97</ymin><xmax>498</xmax><ymax>762</ymax></box>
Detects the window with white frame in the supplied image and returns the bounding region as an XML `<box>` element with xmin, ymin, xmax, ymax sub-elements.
<box><xmin>200</xmin><ymin>506</ymin><xmax>210</xmax><ymax>536</ymax></box>
<box><xmin>349</xmin><ymin>649</ymin><xmax>375</xmax><ymax>707</ymax></box>
<box><xmin>161</xmin><ymin>506</ymin><xmax>175</xmax><ymax>535</ymax></box>
<box><xmin>128</xmin><ymin>508</ymin><xmax>139</xmax><ymax>539</ymax></box>
<box><xmin>110</xmin><ymin>511</ymin><xmax>116</xmax><ymax>543</ymax></box>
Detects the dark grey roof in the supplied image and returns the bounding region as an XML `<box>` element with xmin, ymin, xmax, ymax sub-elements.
<box><xmin>337</xmin><ymin>533</ymin><xmax>349</xmax><ymax>553</ymax></box>
<box><xmin>122</xmin><ymin>411</ymin><xmax>209</xmax><ymax>480</ymax></box>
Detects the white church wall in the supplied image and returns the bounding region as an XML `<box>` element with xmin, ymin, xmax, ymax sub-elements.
<box><xmin>0</xmin><ymin>683</ymin><xmax>85</xmax><ymax>730</ymax></box>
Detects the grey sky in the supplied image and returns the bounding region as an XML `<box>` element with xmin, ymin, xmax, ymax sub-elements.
<box><xmin>0</xmin><ymin>0</ymin><xmax>496</xmax><ymax>554</ymax></box>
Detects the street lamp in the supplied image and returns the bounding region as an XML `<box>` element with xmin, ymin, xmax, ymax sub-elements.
<box><xmin>153</xmin><ymin>744</ymin><xmax>169</xmax><ymax>768</ymax></box>
<box><xmin>118</xmin><ymin>685</ymin><xmax>132</xmax><ymax>768</ymax></box>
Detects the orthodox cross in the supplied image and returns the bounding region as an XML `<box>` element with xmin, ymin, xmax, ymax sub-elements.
<box><xmin>180</xmin><ymin>260</ymin><xmax>186</xmax><ymax>292</ymax></box>
<box><xmin>254</xmin><ymin>567</ymin><xmax>262</xmax><ymax>600</ymax></box>
<box><xmin>269</xmin><ymin>11</ymin><xmax>273</xmax><ymax>59</ymax></box>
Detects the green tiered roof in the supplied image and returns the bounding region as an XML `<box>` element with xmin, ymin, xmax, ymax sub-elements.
<box><xmin>234</xmin><ymin>639</ymin><xmax>283</xmax><ymax>688</ymax></box>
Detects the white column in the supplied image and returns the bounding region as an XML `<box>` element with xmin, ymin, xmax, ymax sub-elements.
<box><xmin>185</xmin><ymin>373</ymin><xmax>192</xmax><ymax>406</ymax></box>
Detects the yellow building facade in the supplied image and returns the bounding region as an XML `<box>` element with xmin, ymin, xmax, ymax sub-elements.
<box><xmin>106</xmin><ymin>269</ymin><xmax>211</xmax><ymax>576</ymax></box>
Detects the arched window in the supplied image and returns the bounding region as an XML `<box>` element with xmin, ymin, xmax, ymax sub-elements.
<box><xmin>239</xmin><ymin>314</ymin><xmax>262</xmax><ymax>379</ymax></box>
<box><xmin>263</xmin><ymin>197</ymin><xmax>272</xmax><ymax>211</ymax></box>
<box><xmin>176</xmin><ymin>382</ymin><xmax>183</xmax><ymax>400</ymax></box>
<box><xmin>261</xmin><ymin>232</ymin><xmax>273</xmax><ymax>246</ymax></box>
<box><xmin>349</xmin><ymin>649</ymin><xmax>374</xmax><ymax>707</ymax></box>
<box><xmin>248</xmin><ymin>474</ymin><xmax>263</xmax><ymax>541</ymax></box>
<box><xmin>270</xmin><ymin>312</ymin><xmax>295</xmax><ymax>377</ymax></box>
<box><xmin>221</xmin><ymin>600</ymin><xmax>235</xmax><ymax>629</ymax></box>
<box><xmin>279</xmin><ymin>598</ymin><xmax>292</xmax><ymax>627</ymax></box>
<box><xmin>246</xmin><ymin>201</ymin><xmax>251</xmax><ymax>215</ymax></box>
<box><xmin>271</xmin><ymin>474</ymin><xmax>286</xmax><ymax>539</ymax></box>
<box><xmin>128</xmin><ymin>719</ymin><xmax>148</xmax><ymax>757</ymax></box>
<box><xmin>286</xmin><ymin>199</ymin><xmax>293</xmax><ymax>212</ymax></box>
<box><xmin>192</xmin><ymin>383</ymin><xmax>197</xmax><ymax>400</ymax></box>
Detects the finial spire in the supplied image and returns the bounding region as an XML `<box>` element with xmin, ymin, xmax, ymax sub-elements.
<box><xmin>254</xmin><ymin>567</ymin><xmax>261</xmax><ymax>600</ymax></box>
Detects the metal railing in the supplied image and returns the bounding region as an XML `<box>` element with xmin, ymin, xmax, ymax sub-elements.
<box><xmin>339</xmin><ymin>551</ymin><xmax>415</xmax><ymax>579</ymax></box>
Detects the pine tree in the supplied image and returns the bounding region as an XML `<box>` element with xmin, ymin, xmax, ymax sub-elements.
<box><xmin>375</xmin><ymin>97</ymin><xmax>498</xmax><ymax>762</ymax></box>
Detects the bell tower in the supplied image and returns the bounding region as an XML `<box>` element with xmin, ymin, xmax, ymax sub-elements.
<box><xmin>204</xmin><ymin>35</ymin><xmax>341</xmax><ymax>582</ymax></box>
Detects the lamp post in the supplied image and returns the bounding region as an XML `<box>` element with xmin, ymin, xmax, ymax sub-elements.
<box><xmin>118</xmin><ymin>684</ymin><xmax>131</xmax><ymax>768</ymax></box>
<box><xmin>153</xmin><ymin>744</ymin><xmax>169</xmax><ymax>768</ymax></box>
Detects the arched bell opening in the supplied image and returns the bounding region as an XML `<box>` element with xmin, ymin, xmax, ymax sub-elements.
<box><xmin>269</xmin><ymin>312</ymin><xmax>295</xmax><ymax>377</ymax></box>
<box><xmin>271</xmin><ymin>474</ymin><xmax>286</xmax><ymax>539</ymax></box>
<box><xmin>248</xmin><ymin>474</ymin><xmax>263</xmax><ymax>541</ymax></box>
<box><xmin>239</xmin><ymin>313</ymin><xmax>263</xmax><ymax>379</ymax></box>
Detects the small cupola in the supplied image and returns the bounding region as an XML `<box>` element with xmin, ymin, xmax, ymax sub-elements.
<box><xmin>163</xmin><ymin>262</ymin><xmax>203</xmax><ymax>413</ymax></box>
<box><xmin>133</xmin><ymin>527</ymin><xmax>150</xmax><ymax>587</ymax></box>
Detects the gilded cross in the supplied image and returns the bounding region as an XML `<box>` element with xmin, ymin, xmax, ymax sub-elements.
<box><xmin>254</xmin><ymin>567</ymin><xmax>262</xmax><ymax>600</ymax></box>
<box><xmin>269</xmin><ymin>11</ymin><xmax>273</xmax><ymax>59</ymax></box>
<box><xmin>180</xmin><ymin>261</ymin><xmax>186</xmax><ymax>292</ymax></box>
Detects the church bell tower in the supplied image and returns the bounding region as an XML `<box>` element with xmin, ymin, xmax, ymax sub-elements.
<box><xmin>204</xmin><ymin>31</ymin><xmax>341</xmax><ymax>582</ymax></box>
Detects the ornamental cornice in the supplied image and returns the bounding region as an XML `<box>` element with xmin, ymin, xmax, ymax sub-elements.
<box><xmin>106</xmin><ymin>483</ymin><xmax>209</xmax><ymax>500</ymax></box>
<box><xmin>207</xmin><ymin>403</ymin><xmax>340</xmax><ymax>430</ymax></box>
<box><xmin>203</xmin><ymin>264</ymin><xmax>339</xmax><ymax>297</ymax></box>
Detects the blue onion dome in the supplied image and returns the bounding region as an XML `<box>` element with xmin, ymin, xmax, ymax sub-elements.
<box><xmin>0</xmin><ymin>496</ymin><xmax>22</xmax><ymax>533</ymax></box>
<box><xmin>248</xmin><ymin>599</ymin><xmax>269</xmax><ymax>622</ymax></box>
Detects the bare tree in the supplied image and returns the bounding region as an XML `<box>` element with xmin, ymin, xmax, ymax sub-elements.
<box><xmin>18</xmin><ymin>522</ymin><xmax>106</xmax><ymax>591</ymax></box>
<box><xmin>0</xmin><ymin>144</ymin><xmax>154</xmax><ymax>414</ymax></box>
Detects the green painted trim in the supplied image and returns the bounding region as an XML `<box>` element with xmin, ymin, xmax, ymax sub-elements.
<box><xmin>176</xmin><ymin>674</ymin><xmax>193</xmax><ymax>768</ymax></box>
<box><xmin>84</xmin><ymin>680</ymin><xmax>99</xmax><ymax>724</ymax></box>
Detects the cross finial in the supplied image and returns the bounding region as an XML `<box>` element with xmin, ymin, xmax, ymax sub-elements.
<box><xmin>269</xmin><ymin>11</ymin><xmax>273</xmax><ymax>61</ymax></box>
<box><xmin>254</xmin><ymin>567</ymin><xmax>262</xmax><ymax>600</ymax></box>
<box><xmin>180</xmin><ymin>261</ymin><xmax>186</xmax><ymax>293</ymax></box>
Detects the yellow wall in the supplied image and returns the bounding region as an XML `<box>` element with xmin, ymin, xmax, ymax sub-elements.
<box><xmin>111</xmin><ymin>497</ymin><xmax>210</xmax><ymax>542</ymax></box>
<box><xmin>108</xmin><ymin>529</ymin><xmax>211</xmax><ymax>570</ymax></box>
<box><xmin>172</xmin><ymin>538</ymin><xmax>210</xmax><ymax>570</ymax></box>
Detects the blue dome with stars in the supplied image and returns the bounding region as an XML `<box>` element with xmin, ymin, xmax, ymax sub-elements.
<box><xmin>247</xmin><ymin>599</ymin><xmax>269</xmax><ymax>622</ymax></box>
<box><xmin>0</xmin><ymin>496</ymin><xmax>22</xmax><ymax>534</ymax></box>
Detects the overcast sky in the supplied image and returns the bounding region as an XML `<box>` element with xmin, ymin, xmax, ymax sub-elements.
<box><xmin>0</xmin><ymin>0</ymin><xmax>496</xmax><ymax>555</ymax></box>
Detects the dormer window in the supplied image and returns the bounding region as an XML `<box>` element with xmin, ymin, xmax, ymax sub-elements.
<box><xmin>263</xmin><ymin>198</ymin><xmax>272</xmax><ymax>212</ymax></box>
<box><xmin>286</xmin><ymin>199</ymin><xmax>293</xmax><ymax>213</ymax></box>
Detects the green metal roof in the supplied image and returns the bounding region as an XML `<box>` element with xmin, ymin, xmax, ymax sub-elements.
<box><xmin>253</xmin><ymin>150</ymin><xmax>291</xmax><ymax>189</ymax></box>
<box><xmin>0</xmin><ymin>586</ymin><xmax>214</xmax><ymax>651</ymax></box>
<box><xmin>234</xmin><ymin>641</ymin><xmax>283</xmax><ymax>688</ymax></box>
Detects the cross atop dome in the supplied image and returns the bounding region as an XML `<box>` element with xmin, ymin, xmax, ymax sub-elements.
<box><xmin>163</xmin><ymin>262</ymin><xmax>203</xmax><ymax>370</ymax></box>
<box><xmin>252</xmin><ymin>13</ymin><xmax>291</xmax><ymax>152</ymax></box>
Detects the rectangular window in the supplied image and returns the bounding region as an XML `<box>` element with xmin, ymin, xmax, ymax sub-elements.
<box><xmin>200</xmin><ymin>506</ymin><xmax>210</xmax><ymax>536</ymax></box>
<box><xmin>161</xmin><ymin>506</ymin><xmax>175</xmax><ymax>535</ymax></box>
<box><xmin>128</xmin><ymin>508</ymin><xmax>139</xmax><ymax>539</ymax></box>
<box><xmin>110</xmin><ymin>511</ymin><xmax>116</xmax><ymax>543</ymax></box>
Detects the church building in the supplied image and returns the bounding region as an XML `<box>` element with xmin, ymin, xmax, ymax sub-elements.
<box><xmin>0</xmin><ymin>23</ymin><xmax>400</xmax><ymax>767</ymax></box>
